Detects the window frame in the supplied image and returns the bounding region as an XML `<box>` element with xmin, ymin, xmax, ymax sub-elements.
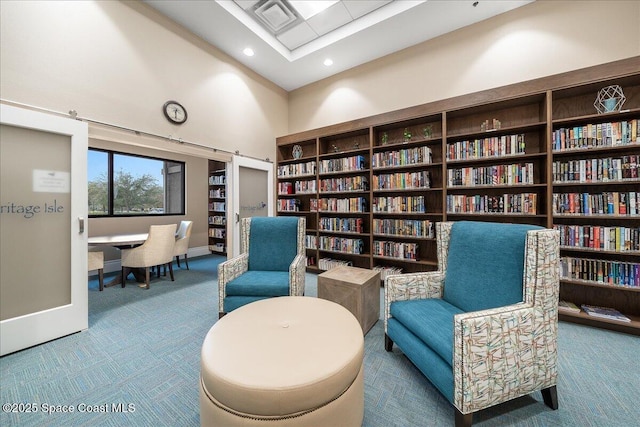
<box><xmin>88</xmin><ymin>148</ymin><xmax>186</xmax><ymax>218</ymax></box>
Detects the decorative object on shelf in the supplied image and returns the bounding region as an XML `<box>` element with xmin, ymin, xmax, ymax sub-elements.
<box><xmin>354</xmin><ymin>141</ymin><xmax>360</xmax><ymax>149</ymax></box>
<box><xmin>594</xmin><ymin>85</ymin><xmax>626</xmax><ymax>114</ymax></box>
<box><xmin>480</xmin><ymin>118</ymin><xmax>501</xmax><ymax>132</ymax></box>
<box><xmin>292</xmin><ymin>144</ymin><xmax>303</xmax><ymax>159</ymax></box>
<box><xmin>403</xmin><ymin>128</ymin><xmax>412</xmax><ymax>142</ymax></box>
<box><xmin>381</xmin><ymin>132</ymin><xmax>388</xmax><ymax>145</ymax></box>
<box><xmin>423</xmin><ymin>125</ymin><xmax>432</xmax><ymax>139</ymax></box>
<box><xmin>162</xmin><ymin>100</ymin><xmax>187</xmax><ymax>124</ymax></box>
<box><xmin>332</xmin><ymin>144</ymin><xmax>339</xmax><ymax>153</ymax></box>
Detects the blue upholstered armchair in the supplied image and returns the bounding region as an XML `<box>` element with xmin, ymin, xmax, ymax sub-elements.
<box><xmin>217</xmin><ymin>216</ymin><xmax>306</xmax><ymax>318</ymax></box>
<box><xmin>384</xmin><ymin>221</ymin><xmax>560</xmax><ymax>427</ymax></box>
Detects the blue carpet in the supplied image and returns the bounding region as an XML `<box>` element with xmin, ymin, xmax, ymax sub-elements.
<box><xmin>1</xmin><ymin>254</ymin><xmax>639</xmax><ymax>426</ymax></box>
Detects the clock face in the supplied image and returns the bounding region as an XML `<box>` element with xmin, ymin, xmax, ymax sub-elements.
<box><xmin>163</xmin><ymin>101</ymin><xmax>187</xmax><ymax>124</ymax></box>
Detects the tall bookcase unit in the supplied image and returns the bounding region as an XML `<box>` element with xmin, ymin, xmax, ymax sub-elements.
<box><xmin>276</xmin><ymin>58</ymin><xmax>640</xmax><ymax>334</ymax></box>
<box><xmin>550</xmin><ymin>75</ymin><xmax>639</xmax><ymax>334</ymax></box>
<box><xmin>208</xmin><ymin>160</ymin><xmax>227</xmax><ymax>255</ymax></box>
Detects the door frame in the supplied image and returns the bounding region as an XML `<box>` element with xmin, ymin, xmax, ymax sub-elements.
<box><xmin>0</xmin><ymin>104</ymin><xmax>88</xmax><ymax>356</ymax></box>
<box><xmin>230</xmin><ymin>155</ymin><xmax>273</xmax><ymax>257</ymax></box>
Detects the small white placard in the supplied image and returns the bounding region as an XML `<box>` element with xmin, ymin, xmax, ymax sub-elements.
<box><xmin>33</xmin><ymin>169</ymin><xmax>70</xmax><ymax>193</ymax></box>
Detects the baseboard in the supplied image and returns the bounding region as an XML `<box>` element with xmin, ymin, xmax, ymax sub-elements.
<box><xmin>97</xmin><ymin>246</ymin><xmax>216</xmax><ymax>275</ymax></box>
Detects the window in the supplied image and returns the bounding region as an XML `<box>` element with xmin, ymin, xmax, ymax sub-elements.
<box><xmin>88</xmin><ymin>148</ymin><xmax>185</xmax><ymax>217</ymax></box>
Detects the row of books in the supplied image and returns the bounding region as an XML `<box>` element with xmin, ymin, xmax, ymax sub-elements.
<box><xmin>372</xmin><ymin>218</ymin><xmax>434</xmax><ymax>238</ymax></box>
<box><xmin>372</xmin><ymin>241</ymin><xmax>419</xmax><ymax>260</ymax></box>
<box><xmin>277</xmin><ymin>161</ymin><xmax>316</xmax><ymax>177</ymax></box>
<box><xmin>208</xmin><ymin>215</ymin><xmax>225</xmax><ymax>225</ymax></box>
<box><xmin>319</xmin><ymin>236</ymin><xmax>364</xmax><ymax>254</ymax></box>
<box><xmin>446</xmin><ymin>193</ymin><xmax>538</xmax><ymax>215</ymax></box>
<box><xmin>560</xmin><ymin>256</ymin><xmax>640</xmax><ymax>287</ymax></box>
<box><xmin>552</xmin><ymin>120</ymin><xmax>639</xmax><ymax>152</ymax></box>
<box><xmin>319</xmin><ymin>217</ymin><xmax>365</xmax><ymax>233</ymax></box>
<box><xmin>208</xmin><ymin>228</ymin><xmax>225</xmax><ymax>238</ymax></box>
<box><xmin>373</xmin><ymin>171</ymin><xmax>430</xmax><ymax>190</ymax></box>
<box><xmin>318</xmin><ymin>155</ymin><xmax>366</xmax><ymax>173</ymax></box>
<box><xmin>208</xmin><ymin>175</ymin><xmax>226</xmax><ymax>185</ymax></box>
<box><xmin>209</xmin><ymin>188</ymin><xmax>225</xmax><ymax>198</ymax></box>
<box><xmin>372</xmin><ymin>196</ymin><xmax>426</xmax><ymax>213</ymax></box>
<box><xmin>552</xmin><ymin>156</ymin><xmax>639</xmax><ymax>183</ymax></box>
<box><xmin>446</xmin><ymin>134</ymin><xmax>526</xmax><ymax>160</ymax></box>
<box><xmin>278</xmin><ymin>180</ymin><xmax>317</xmax><ymax>195</ymax></box>
<box><xmin>305</xmin><ymin>235</ymin><xmax>317</xmax><ymax>249</ymax></box>
<box><xmin>209</xmin><ymin>243</ymin><xmax>225</xmax><ymax>252</ymax></box>
<box><xmin>208</xmin><ymin>202</ymin><xmax>225</xmax><ymax>212</ymax></box>
<box><xmin>317</xmin><ymin>197</ymin><xmax>367</xmax><ymax>213</ymax></box>
<box><xmin>558</xmin><ymin>301</ymin><xmax>631</xmax><ymax>322</ymax></box>
<box><xmin>317</xmin><ymin>258</ymin><xmax>353</xmax><ymax>270</ymax></box>
<box><xmin>320</xmin><ymin>176</ymin><xmax>368</xmax><ymax>192</ymax></box>
<box><xmin>447</xmin><ymin>163</ymin><xmax>535</xmax><ymax>187</ymax></box>
<box><xmin>552</xmin><ymin>192</ymin><xmax>639</xmax><ymax>215</ymax></box>
<box><xmin>277</xmin><ymin>199</ymin><xmax>300</xmax><ymax>212</ymax></box>
<box><xmin>373</xmin><ymin>265</ymin><xmax>403</xmax><ymax>281</ymax></box>
<box><xmin>554</xmin><ymin>225</ymin><xmax>640</xmax><ymax>252</ymax></box>
<box><xmin>372</xmin><ymin>146</ymin><xmax>432</xmax><ymax>168</ymax></box>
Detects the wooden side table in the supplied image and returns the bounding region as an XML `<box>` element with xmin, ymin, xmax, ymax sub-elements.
<box><xmin>318</xmin><ymin>266</ymin><xmax>381</xmax><ymax>335</ymax></box>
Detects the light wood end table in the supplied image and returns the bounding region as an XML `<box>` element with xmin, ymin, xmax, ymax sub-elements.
<box><xmin>318</xmin><ymin>266</ymin><xmax>380</xmax><ymax>335</ymax></box>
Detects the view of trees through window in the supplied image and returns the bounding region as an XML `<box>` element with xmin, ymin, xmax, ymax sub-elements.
<box><xmin>88</xmin><ymin>149</ymin><xmax>185</xmax><ymax>216</ymax></box>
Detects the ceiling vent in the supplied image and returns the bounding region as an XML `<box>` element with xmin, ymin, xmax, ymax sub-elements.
<box><xmin>252</xmin><ymin>0</ymin><xmax>302</xmax><ymax>35</ymax></box>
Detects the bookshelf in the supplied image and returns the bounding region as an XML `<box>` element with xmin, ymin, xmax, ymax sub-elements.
<box><xmin>276</xmin><ymin>58</ymin><xmax>640</xmax><ymax>334</ymax></box>
<box><xmin>208</xmin><ymin>160</ymin><xmax>227</xmax><ymax>255</ymax></box>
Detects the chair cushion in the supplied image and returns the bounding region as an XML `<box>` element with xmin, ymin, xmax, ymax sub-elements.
<box><xmin>248</xmin><ymin>217</ymin><xmax>299</xmax><ymax>271</ymax></box>
<box><xmin>443</xmin><ymin>221</ymin><xmax>542</xmax><ymax>312</ymax></box>
<box><xmin>225</xmin><ymin>271</ymin><xmax>290</xmax><ymax>297</ymax></box>
<box><xmin>223</xmin><ymin>296</ymin><xmax>272</xmax><ymax>313</ymax></box>
<box><xmin>390</xmin><ymin>299</ymin><xmax>464</xmax><ymax>365</ymax></box>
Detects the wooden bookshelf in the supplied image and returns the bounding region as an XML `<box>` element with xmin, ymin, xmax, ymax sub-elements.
<box><xmin>276</xmin><ymin>57</ymin><xmax>640</xmax><ymax>334</ymax></box>
<box><xmin>208</xmin><ymin>160</ymin><xmax>227</xmax><ymax>255</ymax></box>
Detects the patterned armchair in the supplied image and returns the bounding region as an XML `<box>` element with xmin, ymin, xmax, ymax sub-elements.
<box><xmin>384</xmin><ymin>221</ymin><xmax>560</xmax><ymax>427</ymax></box>
<box><xmin>217</xmin><ymin>216</ymin><xmax>306</xmax><ymax>319</ymax></box>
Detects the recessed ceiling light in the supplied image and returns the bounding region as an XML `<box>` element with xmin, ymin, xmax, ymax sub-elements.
<box><xmin>243</xmin><ymin>47</ymin><xmax>255</xmax><ymax>56</ymax></box>
<box><xmin>324</xmin><ymin>58</ymin><xmax>333</xmax><ymax>66</ymax></box>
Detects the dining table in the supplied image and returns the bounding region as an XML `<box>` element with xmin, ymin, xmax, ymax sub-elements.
<box><xmin>88</xmin><ymin>233</ymin><xmax>149</xmax><ymax>287</ymax></box>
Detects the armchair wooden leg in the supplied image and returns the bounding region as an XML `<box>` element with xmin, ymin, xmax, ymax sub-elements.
<box><xmin>184</xmin><ymin>254</ymin><xmax>189</xmax><ymax>270</ymax></box>
<box><xmin>455</xmin><ymin>408</ymin><xmax>473</xmax><ymax>427</ymax></box>
<box><xmin>143</xmin><ymin>267</ymin><xmax>150</xmax><ymax>289</ymax></box>
<box><xmin>541</xmin><ymin>385</ymin><xmax>558</xmax><ymax>410</ymax></box>
<box><xmin>98</xmin><ymin>268</ymin><xmax>104</xmax><ymax>291</ymax></box>
<box><xmin>176</xmin><ymin>255</ymin><xmax>181</xmax><ymax>268</ymax></box>
<box><xmin>219</xmin><ymin>312</ymin><xmax>226</xmax><ymax>319</ymax></box>
<box><xmin>384</xmin><ymin>334</ymin><xmax>393</xmax><ymax>351</ymax></box>
<box><xmin>121</xmin><ymin>268</ymin><xmax>126</xmax><ymax>288</ymax></box>
<box><xmin>168</xmin><ymin>262</ymin><xmax>174</xmax><ymax>281</ymax></box>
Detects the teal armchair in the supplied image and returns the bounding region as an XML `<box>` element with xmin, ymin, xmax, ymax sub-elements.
<box><xmin>217</xmin><ymin>216</ymin><xmax>306</xmax><ymax>318</ymax></box>
<box><xmin>384</xmin><ymin>221</ymin><xmax>560</xmax><ymax>427</ymax></box>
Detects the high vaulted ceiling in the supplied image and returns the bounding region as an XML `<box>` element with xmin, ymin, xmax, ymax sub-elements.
<box><xmin>144</xmin><ymin>0</ymin><xmax>534</xmax><ymax>91</ymax></box>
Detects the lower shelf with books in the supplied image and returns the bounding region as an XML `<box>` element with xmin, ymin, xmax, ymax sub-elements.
<box><xmin>559</xmin><ymin>280</ymin><xmax>640</xmax><ymax>335</ymax></box>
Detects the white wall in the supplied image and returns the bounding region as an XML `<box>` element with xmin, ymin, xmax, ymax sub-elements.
<box><xmin>0</xmin><ymin>0</ymin><xmax>288</xmax><ymax>161</ymax></box>
<box><xmin>287</xmin><ymin>1</ymin><xmax>640</xmax><ymax>133</ymax></box>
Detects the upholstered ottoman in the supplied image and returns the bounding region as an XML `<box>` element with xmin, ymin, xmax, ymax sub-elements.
<box><xmin>199</xmin><ymin>296</ymin><xmax>364</xmax><ymax>426</ymax></box>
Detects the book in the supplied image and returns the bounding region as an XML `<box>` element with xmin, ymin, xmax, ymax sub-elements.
<box><xmin>580</xmin><ymin>305</ymin><xmax>631</xmax><ymax>322</ymax></box>
<box><xmin>558</xmin><ymin>300</ymin><xmax>581</xmax><ymax>314</ymax></box>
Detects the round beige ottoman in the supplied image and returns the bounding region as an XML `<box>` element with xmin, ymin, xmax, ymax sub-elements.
<box><xmin>199</xmin><ymin>296</ymin><xmax>364</xmax><ymax>426</ymax></box>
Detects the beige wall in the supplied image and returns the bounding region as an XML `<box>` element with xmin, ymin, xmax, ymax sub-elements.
<box><xmin>0</xmin><ymin>0</ymin><xmax>288</xmax><ymax>161</ymax></box>
<box><xmin>287</xmin><ymin>1</ymin><xmax>640</xmax><ymax>133</ymax></box>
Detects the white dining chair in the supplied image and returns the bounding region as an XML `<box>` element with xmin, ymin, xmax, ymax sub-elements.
<box><xmin>173</xmin><ymin>220</ymin><xmax>193</xmax><ymax>269</ymax></box>
<box><xmin>121</xmin><ymin>224</ymin><xmax>177</xmax><ymax>289</ymax></box>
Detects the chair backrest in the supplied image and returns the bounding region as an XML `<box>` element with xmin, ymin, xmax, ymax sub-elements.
<box><xmin>243</xmin><ymin>216</ymin><xmax>303</xmax><ymax>271</ymax></box>
<box><xmin>174</xmin><ymin>220</ymin><xmax>193</xmax><ymax>255</ymax></box>
<box><xmin>442</xmin><ymin>221</ymin><xmax>543</xmax><ymax>312</ymax></box>
<box><xmin>142</xmin><ymin>224</ymin><xmax>178</xmax><ymax>265</ymax></box>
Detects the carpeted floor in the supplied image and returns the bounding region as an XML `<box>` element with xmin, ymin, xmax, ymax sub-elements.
<box><xmin>1</xmin><ymin>254</ymin><xmax>639</xmax><ymax>426</ymax></box>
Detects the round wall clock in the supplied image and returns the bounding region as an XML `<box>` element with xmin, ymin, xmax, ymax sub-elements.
<box><xmin>163</xmin><ymin>100</ymin><xmax>188</xmax><ymax>124</ymax></box>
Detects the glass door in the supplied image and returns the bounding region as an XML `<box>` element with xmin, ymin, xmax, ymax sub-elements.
<box><xmin>230</xmin><ymin>155</ymin><xmax>273</xmax><ymax>257</ymax></box>
<box><xmin>0</xmin><ymin>104</ymin><xmax>88</xmax><ymax>356</ymax></box>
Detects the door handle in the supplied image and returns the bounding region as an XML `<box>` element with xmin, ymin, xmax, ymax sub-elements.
<box><xmin>79</xmin><ymin>217</ymin><xmax>85</xmax><ymax>233</ymax></box>
<box><xmin>235</xmin><ymin>213</ymin><xmax>240</xmax><ymax>223</ymax></box>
